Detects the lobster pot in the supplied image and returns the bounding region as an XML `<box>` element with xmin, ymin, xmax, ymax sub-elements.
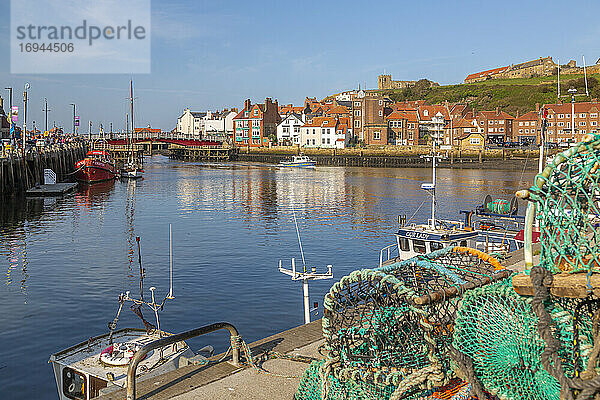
<box><xmin>295</xmin><ymin>247</ymin><xmax>509</xmax><ymax>400</ymax></box>
<box><xmin>452</xmin><ymin>283</ymin><xmax>594</xmax><ymax>400</ymax></box>
<box><xmin>524</xmin><ymin>136</ymin><xmax>600</xmax><ymax>274</ymax></box>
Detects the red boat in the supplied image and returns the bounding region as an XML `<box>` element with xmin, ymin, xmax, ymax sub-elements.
<box><xmin>74</xmin><ymin>150</ymin><xmax>117</xmax><ymax>183</ymax></box>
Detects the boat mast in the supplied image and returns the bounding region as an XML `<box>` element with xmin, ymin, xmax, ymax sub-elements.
<box><xmin>130</xmin><ymin>80</ymin><xmax>135</xmax><ymax>165</ymax></box>
<box><xmin>431</xmin><ymin>132</ymin><xmax>437</xmax><ymax>229</ymax></box>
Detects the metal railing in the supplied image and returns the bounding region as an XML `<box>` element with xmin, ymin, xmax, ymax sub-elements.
<box><xmin>379</xmin><ymin>243</ymin><xmax>399</xmax><ymax>267</ymax></box>
<box><xmin>126</xmin><ymin>322</ymin><xmax>240</xmax><ymax>400</ymax></box>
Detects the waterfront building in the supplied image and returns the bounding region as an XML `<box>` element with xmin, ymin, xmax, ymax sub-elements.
<box><xmin>465</xmin><ymin>109</ymin><xmax>515</xmax><ymax>146</ymax></box>
<box><xmin>176</xmin><ymin>109</ymin><xmax>207</xmax><ymax>139</ymax></box>
<box><xmin>276</xmin><ymin>113</ymin><xmax>304</xmax><ymax>146</ymax></box>
<box><xmin>385</xmin><ymin>110</ymin><xmax>419</xmax><ymax>146</ymax></box>
<box><xmin>0</xmin><ymin>96</ymin><xmax>9</xmax><ymax>139</ymax></box>
<box><xmin>351</xmin><ymin>91</ymin><xmax>393</xmax><ymax>145</ymax></box>
<box><xmin>444</xmin><ymin>118</ymin><xmax>484</xmax><ymax>148</ymax></box>
<box><xmin>299</xmin><ymin>116</ymin><xmax>348</xmax><ymax>149</ymax></box>
<box><xmin>134</xmin><ymin>126</ymin><xmax>161</xmax><ymax>139</ymax></box>
<box><xmin>417</xmin><ymin>105</ymin><xmax>449</xmax><ymax>146</ymax></box>
<box><xmin>202</xmin><ymin>109</ymin><xmax>238</xmax><ymax>142</ymax></box>
<box><xmin>543</xmin><ymin>101</ymin><xmax>600</xmax><ymax>144</ymax></box>
<box><xmin>233</xmin><ymin>98</ymin><xmax>281</xmax><ymax>147</ymax></box>
<box><xmin>515</xmin><ymin>111</ymin><xmax>540</xmax><ymax>145</ymax></box>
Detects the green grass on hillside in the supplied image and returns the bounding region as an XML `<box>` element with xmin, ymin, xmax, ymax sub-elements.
<box><xmin>379</xmin><ymin>74</ymin><xmax>600</xmax><ymax>115</ymax></box>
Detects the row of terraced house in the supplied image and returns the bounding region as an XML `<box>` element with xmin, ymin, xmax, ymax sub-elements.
<box><xmin>178</xmin><ymin>90</ymin><xmax>600</xmax><ymax>150</ymax></box>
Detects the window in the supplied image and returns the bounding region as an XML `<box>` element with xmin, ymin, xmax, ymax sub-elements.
<box><xmin>379</xmin><ymin>110</ymin><xmax>383</xmax><ymax>117</ymax></box>
<box><xmin>548</xmin><ymin>114</ymin><xmax>554</xmax><ymax>119</ymax></box>
<box><xmin>306</xmin><ymin>139</ymin><xmax>310</xmax><ymax>145</ymax></box>
<box><xmin>294</xmin><ymin>126</ymin><xmax>300</xmax><ymax>133</ymax></box>
<box><xmin>312</xmin><ymin>139</ymin><xmax>316</xmax><ymax>145</ymax></box>
<box><xmin>354</xmin><ymin>120</ymin><xmax>360</xmax><ymax>128</ymax></box>
<box><xmin>430</xmin><ymin>241</ymin><xmax>443</xmax><ymax>251</ymax></box>
<box><xmin>566</xmin><ymin>114</ymin><xmax>570</xmax><ymax>118</ymax></box>
<box><xmin>519</xmin><ymin>122</ymin><xmax>523</xmax><ymax>126</ymax></box>
<box><xmin>558</xmin><ymin>114</ymin><xmax>564</xmax><ymax>118</ymax></box>
<box><xmin>580</xmin><ymin>121</ymin><xmax>586</xmax><ymax>126</ymax></box>
<box><xmin>558</xmin><ymin>122</ymin><xmax>564</xmax><ymax>127</ymax></box>
<box><xmin>354</xmin><ymin>110</ymin><xmax>360</xmax><ymax>117</ymax></box>
<box><xmin>399</xmin><ymin>238</ymin><xmax>410</xmax><ymax>252</ymax></box>
<box><xmin>470</xmin><ymin>137</ymin><xmax>480</xmax><ymax>145</ymax></box>
<box><xmin>524</xmin><ymin>121</ymin><xmax>529</xmax><ymax>126</ymax></box>
<box><xmin>591</xmin><ymin>113</ymin><xmax>598</xmax><ymax>118</ymax></box>
<box><xmin>499</xmin><ymin>128</ymin><xmax>504</xmax><ymax>132</ymax></box>
<box><xmin>531</xmin><ymin>122</ymin><xmax>536</xmax><ymax>126</ymax></box>
<box><xmin>354</xmin><ymin>101</ymin><xmax>360</xmax><ymax>107</ymax></box>
<box><xmin>549</xmin><ymin>130</ymin><xmax>554</xmax><ymax>134</ymax></box>
<box><xmin>63</xmin><ymin>367</ymin><xmax>86</xmax><ymax>400</ymax></box>
<box><xmin>580</xmin><ymin>113</ymin><xmax>586</xmax><ymax>118</ymax></box>
<box><xmin>283</xmin><ymin>127</ymin><xmax>289</xmax><ymax>133</ymax></box>
<box><xmin>322</xmin><ymin>138</ymin><xmax>325</xmax><ymax>144</ymax></box>
<box><xmin>519</xmin><ymin>129</ymin><xmax>523</xmax><ymax>133</ymax></box>
<box><xmin>379</xmin><ymin>100</ymin><xmax>383</xmax><ymax>105</ymax></box>
<box><xmin>499</xmin><ymin>120</ymin><xmax>504</xmax><ymax>124</ymax></box>
<box><xmin>525</xmin><ymin>129</ymin><xmax>529</xmax><ymax>133</ymax></box>
<box><xmin>373</xmin><ymin>131</ymin><xmax>381</xmax><ymax>140</ymax></box>
<box><xmin>323</xmin><ymin>120</ymin><xmax>328</xmax><ymax>125</ymax></box>
<box><xmin>424</xmin><ymin>110</ymin><xmax>429</xmax><ymax>117</ymax></box>
<box><xmin>592</xmin><ymin>121</ymin><xmax>598</xmax><ymax>126</ymax></box>
<box><xmin>413</xmin><ymin>240</ymin><xmax>427</xmax><ymax>254</ymax></box>
<box><xmin>327</xmin><ymin>138</ymin><xmax>330</xmax><ymax>144</ymax></box>
<box><xmin>254</xmin><ymin>110</ymin><xmax>258</xmax><ymax>116</ymax></box>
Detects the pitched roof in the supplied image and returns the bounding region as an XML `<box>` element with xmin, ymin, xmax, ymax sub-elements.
<box><xmin>302</xmin><ymin>116</ymin><xmax>338</xmax><ymax>128</ymax></box>
<box><xmin>418</xmin><ymin>105</ymin><xmax>449</xmax><ymax>121</ymax></box>
<box><xmin>476</xmin><ymin>110</ymin><xmax>515</xmax><ymax>120</ymax></box>
<box><xmin>515</xmin><ymin>111</ymin><xmax>539</xmax><ymax>121</ymax></box>
<box><xmin>465</xmin><ymin>66</ymin><xmax>510</xmax><ymax>82</ymax></box>
<box><xmin>542</xmin><ymin>102</ymin><xmax>600</xmax><ymax>114</ymax></box>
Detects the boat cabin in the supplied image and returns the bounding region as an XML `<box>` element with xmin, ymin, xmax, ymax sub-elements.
<box><xmin>395</xmin><ymin>223</ymin><xmax>478</xmax><ymax>260</ymax></box>
<box><xmin>49</xmin><ymin>328</ymin><xmax>192</xmax><ymax>400</ymax></box>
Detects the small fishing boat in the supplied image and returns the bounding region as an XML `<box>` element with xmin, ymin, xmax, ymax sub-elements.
<box><xmin>49</xmin><ymin>228</ymin><xmax>196</xmax><ymax>400</ymax></box>
<box><xmin>279</xmin><ymin>155</ymin><xmax>316</xmax><ymax>168</ymax></box>
<box><xmin>74</xmin><ymin>150</ymin><xmax>117</xmax><ymax>184</ymax></box>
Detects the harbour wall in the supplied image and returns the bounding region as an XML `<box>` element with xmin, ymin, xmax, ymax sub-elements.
<box><xmin>235</xmin><ymin>147</ymin><xmax>545</xmax><ymax>170</ymax></box>
<box><xmin>0</xmin><ymin>143</ymin><xmax>88</xmax><ymax>196</ymax></box>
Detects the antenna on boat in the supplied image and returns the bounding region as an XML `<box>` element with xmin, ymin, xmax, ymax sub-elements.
<box><xmin>167</xmin><ymin>224</ymin><xmax>174</xmax><ymax>299</ymax></box>
<box><xmin>420</xmin><ymin>132</ymin><xmax>441</xmax><ymax>229</ymax></box>
<box><xmin>279</xmin><ymin>203</ymin><xmax>333</xmax><ymax>324</ymax></box>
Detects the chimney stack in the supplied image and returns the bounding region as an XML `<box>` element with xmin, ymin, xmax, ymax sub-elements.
<box><xmin>244</xmin><ymin>99</ymin><xmax>251</xmax><ymax>110</ymax></box>
<box><xmin>535</xmin><ymin>103</ymin><xmax>540</xmax><ymax>112</ymax></box>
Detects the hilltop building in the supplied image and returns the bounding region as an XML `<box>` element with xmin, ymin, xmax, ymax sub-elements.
<box><xmin>465</xmin><ymin>57</ymin><xmax>556</xmax><ymax>83</ymax></box>
<box><xmin>378</xmin><ymin>74</ymin><xmax>439</xmax><ymax>90</ymax></box>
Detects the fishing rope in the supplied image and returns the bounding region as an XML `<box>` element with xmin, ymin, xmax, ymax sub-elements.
<box><xmin>406</xmin><ymin>197</ymin><xmax>428</xmax><ymax>226</ymax></box>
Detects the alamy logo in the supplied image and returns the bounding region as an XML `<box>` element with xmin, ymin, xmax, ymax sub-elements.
<box><xmin>10</xmin><ymin>0</ymin><xmax>151</xmax><ymax>74</ymax></box>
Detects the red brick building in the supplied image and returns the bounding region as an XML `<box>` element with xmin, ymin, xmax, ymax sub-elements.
<box><xmin>351</xmin><ymin>92</ymin><xmax>393</xmax><ymax>145</ymax></box>
<box><xmin>515</xmin><ymin>111</ymin><xmax>540</xmax><ymax>145</ymax></box>
<box><xmin>233</xmin><ymin>98</ymin><xmax>281</xmax><ymax>147</ymax></box>
<box><xmin>543</xmin><ymin>102</ymin><xmax>600</xmax><ymax>144</ymax></box>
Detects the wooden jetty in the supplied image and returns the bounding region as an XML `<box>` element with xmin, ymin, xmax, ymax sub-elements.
<box><xmin>26</xmin><ymin>182</ymin><xmax>78</xmax><ymax>197</ymax></box>
<box><xmin>0</xmin><ymin>143</ymin><xmax>87</xmax><ymax>196</ymax></box>
<box><xmin>169</xmin><ymin>145</ymin><xmax>237</xmax><ymax>162</ymax></box>
<box><xmin>94</xmin><ymin>142</ymin><xmax>145</xmax><ymax>168</ymax></box>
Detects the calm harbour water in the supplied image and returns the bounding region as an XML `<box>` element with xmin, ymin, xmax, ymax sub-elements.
<box><xmin>0</xmin><ymin>156</ymin><xmax>535</xmax><ymax>399</ymax></box>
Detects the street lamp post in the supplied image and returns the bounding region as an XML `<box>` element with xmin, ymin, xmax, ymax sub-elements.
<box><xmin>5</xmin><ymin>87</ymin><xmax>13</xmax><ymax>144</ymax></box>
<box><xmin>23</xmin><ymin>83</ymin><xmax>30</xmax><ymax>156</ymax></box>
<box><xmin>43</xmin><ymin>98</ymin><xmax>51</xmax><ymax>134</ymax></box>
<box><xmin>568</xmin><ymin>88</ymin><xmax>577</xmax><ymax>143</ymax></box>
<box><xmin>70</xmin><ymin>103</ymin><xmax>76</xmax><ymax>136</ymax></box>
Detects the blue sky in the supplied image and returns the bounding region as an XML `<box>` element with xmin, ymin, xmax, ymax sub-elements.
<box><xmin>1</xmin><ymin>0</ymin><xmax>600</xmax><ymax>131</ymax></box>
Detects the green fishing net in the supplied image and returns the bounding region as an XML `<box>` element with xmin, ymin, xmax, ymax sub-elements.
<box><xmin>295</xmin><ymin>246</ymin><xmax>507</xmax><ymax>400</ymax></box>
<box><xmin>453</xmin><ymin>283</ymin><xmax>594</xmax><ymax>400</ymax></box>
<box><xmin>525</xmin><ymin>134</ymin><xmax>600</xmax><ymax>274</ymax></box>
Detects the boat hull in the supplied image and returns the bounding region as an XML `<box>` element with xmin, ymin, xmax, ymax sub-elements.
<box><xmin>74</xmin><ymin>159</ymin><xmax>117</xmax><ymax>183</ymax></box>
<box><xmin>279</xmin><ymin>162</ymin><xmax>316</xmax><ymax>168</ymax></box>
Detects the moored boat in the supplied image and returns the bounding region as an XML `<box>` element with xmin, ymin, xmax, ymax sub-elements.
<box><xmin>279</xmin><ymin>155</ymin><xmax>316</xmax><ymax>168</ymax></box>
<box><xmin>74</xmin><ymin>150</ymin><xmax>117</xmax><ymax>183</ymax></box>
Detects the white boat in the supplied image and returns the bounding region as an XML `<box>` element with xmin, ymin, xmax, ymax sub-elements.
<box><xmin>279</xmin><ymin>155</ymin><xmax>316</xmax><ymax>168</ymax></box>
<box><xmin>379</xmin><ymin>140</ymin><xmax>479</xmax><ymax>267</ymax></box>
<box><xmin>48</xmin><ymin>227</ymin><xmax>196</xmax><ymax>400</ymax></box>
